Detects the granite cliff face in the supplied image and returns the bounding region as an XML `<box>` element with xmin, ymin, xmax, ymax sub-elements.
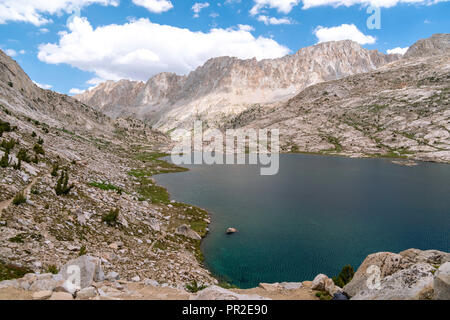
<box><xmin>76</xmin><ymin>40</ymin><xmax>400</xmax><ymax>131</ymax></box>
<box><xmin>404</xmin><ymin>33</ymin><xmax>450</xmax><ymax>59</ymax></box>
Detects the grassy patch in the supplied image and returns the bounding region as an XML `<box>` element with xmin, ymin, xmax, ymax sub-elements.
<box><xmin>185</xmin><ymin>280</ymin><xmax>207</xmax><ymax>293</ymax></box>
<box><xmin>0</xmin><ymin>259</ymin><xmax>33</xmax><ymax>281</ymax></box>
<box><xmin>89</xmin><ymin>181</ymin><xmax>123</xmax><ymax>194</ymax></box>
<box><xmin>12</xmin><ymin>192</ymin><xmax>26</xmax><ymax>206</ymax></box>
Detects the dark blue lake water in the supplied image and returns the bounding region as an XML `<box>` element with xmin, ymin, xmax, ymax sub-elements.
<box><xmin>154</xmin><ymin>154</ymin><xmax>450</xmax><ymax>288</ymax></box>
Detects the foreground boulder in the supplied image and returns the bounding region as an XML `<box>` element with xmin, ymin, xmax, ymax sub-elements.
<box><xmin>311</xmin><ymin>274</ymin><xmax>342</xmax><ymax>296</ymax></box>
<box><xmin>434</xmin><ymin>262</ymin><xmax>450</xmax><ymax>300</ymax></box>
<box><xmin>344</xmin><ymin>249</ymin><xmax>449</xmax><ymax>300</ymax></box>
<box><xmin>351</xmin><ymin>263</ymin><xmax>434</xmax><ymax>300</ymax></box>
<box><xmin>176</xmin><ymin>224</ymin><xmax>201</xmax><ymax>240</ymax></box>
<box><xmin>58</xmin><ymin>255</ymin><xmax>104</xmax><ymax>292</ymax></box>
<box><xmin>192</xmin><ymin>286</ymin><xmax>270</xmax><ymax>300</ymax></box>
<box><xmin>344</xmin><ymin>252</ymin><xmax>404</xmax><ymax>297</ymax></box>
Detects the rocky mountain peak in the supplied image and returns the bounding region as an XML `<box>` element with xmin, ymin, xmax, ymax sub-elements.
<box><xmin>76</xmin><ymin>40</ymin><xmax>400</xmax><ymax>130</ymax></box>
<box><xmin>404</xmin><ymin>33</ymin><xmax>450</xmax><ymax>59</ymax></box>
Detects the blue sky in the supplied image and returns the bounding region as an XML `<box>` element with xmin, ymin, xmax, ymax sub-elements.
<box><xmin>0</xmin><ymin>0</ymin><xmax>448</xmax><ymax>95</ymax></box>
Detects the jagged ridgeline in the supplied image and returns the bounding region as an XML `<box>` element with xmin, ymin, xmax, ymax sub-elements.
<box><xmin>0</xmin><ymin>33</ymin><xmax>449</xmax><ymax>301</ymax></box>
<box><xmin>75</xmin><ymin>34</ymin><xmax>450</xmax><ymax>163</ymax></box>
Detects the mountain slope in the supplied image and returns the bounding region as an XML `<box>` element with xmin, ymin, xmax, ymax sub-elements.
<box><xmin>76</xmin><ymin>40</ymin><xmax>400</xmax><ymax>131</ymax></box>
<box><xmin>233</xmin><ymin>51</ymin><xmax>450</xmax><ymax>163</ymax></box>
<box><xmin>0</xmin><ymin>50</ymin><xmax>214</xmax><ymax>287</ymax></box>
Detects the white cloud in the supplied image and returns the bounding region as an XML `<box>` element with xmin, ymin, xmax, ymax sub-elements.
<box><xmin>257</xmin><ymin>15</ymin><xmax>292</xmax><ymax>25</ymax></box>
<box><xmin>4</xmin><ymin>49</ymin><xmax>17</xmax><ymax>57</ymax></box>
<box><xmin>301</xmin><ymin>0</ymin><xmax>449</xmax><ymax>9</ymax></box>
<box><xmin>387</xmin><ymin>47</ymin><xmax>409</xmax><ymax>55</ymax></box>
<box><xmin>33</xmin><ymin>81</ymin><xmax>53</xmax><ymax>89</ymax></box>
<box><xmin>69</xmin><ymin>88</ymin><xmax>85</xmax><ymax>95</ymax></box>
<box><xmin>0</xmin><ymin>0</ymin><xmax>119</xmax><ymax>26</ymax></box>
<box><xmin>250</xmin><ymin>0</ymin><xmax>449</xmax><ymax>13</ymax></box>
<box><xmin>38</xmin><ymin>17</ymin><xmax>290</xmax><ymax>82</ymax></box>
<box><xmin>132</xmin><ymin>0</ymin><xmax>173</xmax><ymax>13</ymax></box>
<box><xmin>251</xmin><ymin>0</ymin><xmax>300</xmax><ymax>15</ymax></box>
<box><xmin>314</xmin><ymin>24</ymin><xmax>376</xmax><ymax>45</ymax></box>
<box><xmin>192</xmin><ymin>2</ymin><xmax>210</xmax><ymax>18</ymax></box>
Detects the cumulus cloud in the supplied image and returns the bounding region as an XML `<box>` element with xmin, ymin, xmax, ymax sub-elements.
<box><xmin>132</xmin><ymin>0</ymin><xmax>174</xmax><ymax>13</ymax></box>
<box><xmin>192</xmin><ymin>2</ymin><xmax>210</xmax><ymax>18</ymax></box>
<box><xmin>257</xmin><ymin>15</ymin><xmax>292</xmax><ymax>25</ymax></box>
<box><xmin>33</xmin><ymin>81</ymin><xmax>53</xmax><ymax>89</ymax></box>
<box><xmin>0</xmin><ymin>0</ymin><xmax>119</xmax><ymax>26</ymax></box>
<box><xmin>314</xmin><ymin>24</ymin><xmax>376</xmax><ymax>45</ymax></box>
<box><xmin>387</xmin><ymin>47</ymin><xmax>409</xmax><ymax>55</ymax></box>
<box><xmin>250</xmin><ymin>0</ymin><xmax>301</xmax><ymax>15</ymax></box>
<box><xmin>37</xmin><ymin>17</ymin><xmax>290</xmax><ymax>82</ymax></box>
<box><xmin>69</xmin><ymin>88</ymin><xmax>85</xmax><ymax>95</ymax></box>
<box><xmin>301</xmin><ymin>0</ymin><xmax>449</xmax><ymax>9</ymax></box>
<box><xmin>4</xmin><ymin>49</ymin><xmax>17</xmax><ymax>57</ymax></box>
<box><xmin>249</xmin><ymin>0</ymin><xmax>448</xmax><ymax>13</ymax></box>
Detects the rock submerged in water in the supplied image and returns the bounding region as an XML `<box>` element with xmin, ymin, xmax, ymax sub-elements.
<box><xmin>226</xmin><ymin>228</ymin><xmax>237</xmax><ymax>234</ymax></box>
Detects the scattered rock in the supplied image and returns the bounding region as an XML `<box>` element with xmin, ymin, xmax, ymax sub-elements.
<box><xmin>434</xmin><ymin>262</ymin><xmax>450</xmax><ymax>300</ymax></box>
<box><xmin>32</xmin><ymin>290</ymin><xmax>52</xmax><ymax>300</ymax></box>
<box><xmin>106</xmin><ymin>272</ymin><xmax>120</xmax><ymax>281</ymax></box>
<box><xmin>131</xmin><ymin>276</ymin><xmax>141</xmax><ymax>282</ymax></box>
<box><xmin>226</xmin><ymin>228</ymin><xmax>238</xmax><ymax>234</ymax></box>
<box><xmin>76</xmin><ymin>286</ymin><xmax>97</xmax><ymax>300</ymax></box>
<box><xmin>344</xmin><ymin>252</ymin><xmax>403</xmax><ymax>297</ymax></box>
<box><xmin>351</xmin><ymin>263</ymin><xmax>435</xmax><ymax>300</ymax></box>
<box><xmin>259</xmin><ymin>283</ymin><xmax>282</xmax><ymax>292</ymax></box>
<box><xmin>175</xmin><ymin>224</ymin><xmax>201</xmax><ymax>240</ymax></box>
<box><xmin>192</xmin><ymin>286</ymin><xmax>270</xmax><ymax>300</ymax></box>
<box><xmin>49</xmin><ymin>292</ymin><xmax>74</xmax><ymax>300</ymax></box>
<box><xmin>58</xmin><ymin>255</ymin><xmax>104</xmax><ymax>291</ymax></box>
<box><xmin>279</xmin><ymin>282</ymin><xmax>303</xmax><ymax>290</ymax></box>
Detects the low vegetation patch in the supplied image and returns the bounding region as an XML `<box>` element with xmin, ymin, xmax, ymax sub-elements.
<box><xmin>333</xmin><ymin>265</ymin><xmax>355</xmax><ymax>288</ymax></box>
<box><xmin>102</xmin><ymin>208</ymin><xmax>119</xmax><ymax>226</ymax></box>
<box><xmin>12</xmin><ymin>192</ymin><xmax>27</xmax><ymax>206</ymax></box>
<box><xmin>0</xmin><ymin>259</ymin><xmax>33</xmax><ymax>281</ymax></box>
<box><xmin>89</xmin><ymin>181</ymin><xmax>123</xmax><ymax>194</ymax></box>
<box><xmin>55</xmin><ymin>170</ymin><xmax>74</xmax><ymax>196</ymax></box>
<box><xmin>185</xmin><ymin>280</ymin><xmax>207</xmax><ymax>293</ymax></box>
<box><xmin>0</xmin><ymin>120</ymin><xmax>11</xmax><ymax>137</ymax></box>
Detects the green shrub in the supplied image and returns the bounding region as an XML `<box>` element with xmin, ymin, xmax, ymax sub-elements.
<box><xmin>51</xmin><ymin>163</ymin><xmax>59</xmax><ymax>176</ymax></box>
<box><xmin>89</xmin><ymin>182</ymin><xmax>123</xmax><ymax>194</ymax></box>
<box><xmin>12</xmin><ymin>192</ymin><xmax>26</xmax><ymax>206</ymax></box>
<box><xmin>8</xmin><ymin>234</ymin><xmax>25</xmax><ymax>243</ymax></box>
<box><xmin>7</xmin><ymin>82</ymin><xmax>13</xmax><ymax>88</ymax></box>
<box><xmin>32</xmin><ymin>155</ymin><xmax>39</xmax><ymax>164</ymax></box>
<box><xmin>0</xmin><ymin>120</ymin><xmax>11</xmax><ymax>137</ymax></box>
<box><xmin>33</xmin><ymin>143</ymin><xmax>45</xmax><ymax>155</ymax></box>
<box><xmin>55</xmin><ymin>170</ymin><xmax>74</xmax><ymax>196</ymax></box>
<box><xmin>78</xmin><ymin>246</ymin><xmax>87</xmax><ymax>256</ymax></box>
<box><xmin>47</xmin><ymin>265</ymin><xmax>59</xmax><ymax>274</ymax></box>
<box><xmin>31</xmin><ymin>131</ymin><xmax>37</xmax><ymax>137</ymax></box>
<box><xmin>0</xmin><ymin>259</ymin><xmax>33</xmax><ymax>281</ymax></box>
<box><xmin>17</xmin><ymin>148</ymin><xmax>31</xmax><ymax>163</ymax></box>
<box><xmin>1</xmin><ymin>138</ymin><xmax>16</xmax><ymax>152</ymax></box>
<box><xmin>37</xmin><ymin>137</ymin><xmax>44</xmax><ymax>145</ymax></box>
<box><xmin>102</xmin><ymin>208</ymin><xmax>119</xmax><ymax>226</ymax></box>
<box><xmin>333</xmin><ymin>265</ymin><xmax>355</xmax><ymax>288</ymax></box>
<box><xmin>0</xmin><ymin>150</ymin><xmax>9</xmax><ymax>168</ymax></box>
<box><xmin>12</xmin><ymin>158</ymin><xmax>21</xmax><ymax>170</ymax></box>
<box><xmin>185</xmin><ymin>280</ymin><xmax>207</xmax><ymax>293</ymax></box>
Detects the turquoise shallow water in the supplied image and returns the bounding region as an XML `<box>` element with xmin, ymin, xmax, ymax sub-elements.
<box><xmin>154</xmin><ymin>154</ymin><xmax>450</xmax><ymax>289</ymax></box>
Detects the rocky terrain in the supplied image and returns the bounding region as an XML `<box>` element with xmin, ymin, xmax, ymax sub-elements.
<box><xmin>0</xmin><ymin>48</ymin><xmax>216</xmax><ymax>292</ymax></box>
<box><xmin>76</xmin><ymin>40</ymin><xmax>400</xmax><ymax>135</ymax></box>
<box><xmin>76</xmin><ymin>34</ymin><xmax>450</xmax><ymax>164</ymax></box>
<box><xmin>0</xmin><ymin>248</ymin><xmax>448</xmax><ymax>300</ymax></box>
<box><xmin>235</xmin><ymin>48</ymin><xmax>450</xmax><ymax>163</ymax></box>
<box><xmin>1</xmin><ymin>33</ymin><xmax>449</xmax><ymax>300</ymax></box>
